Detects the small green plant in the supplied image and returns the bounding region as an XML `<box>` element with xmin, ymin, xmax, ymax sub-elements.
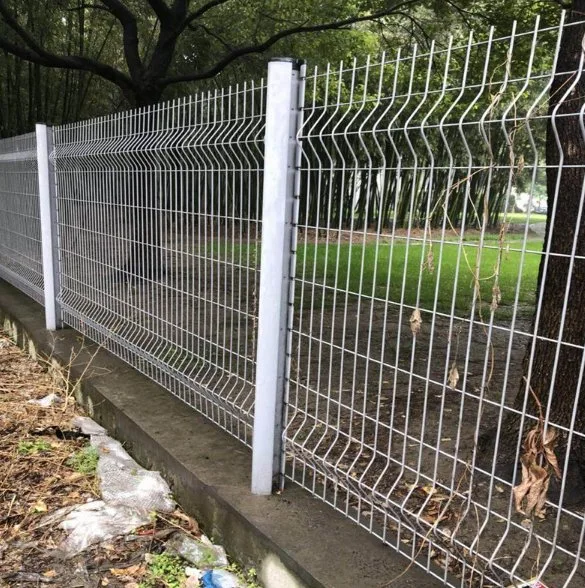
<box><xmin>67</xmin><ymin>445</ymin><xmax>99</xmax><ymax>475</ymax></box>
<box><xmin>140</xmin><ymin>553</ymin><xmax>186</xmax><ymax>588</ymax></box>
<box><xmin>226</xmin><ymin>562</ymin><xmax>261</xmax><ymax>588</ymax></box>
<box><xmin>18</xmin><ymin>439</ymin><xmax>51</xmax><ymax>455</ymax></box>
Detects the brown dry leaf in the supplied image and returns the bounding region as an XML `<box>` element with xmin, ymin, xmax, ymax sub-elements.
<box><xmin>42</xmin><ymin>570</ymin><xmax>57</xmax><ymax>578</ymax></box>
<box><xmin>110</xmin><ymin>565</ymin><xmax>143</xmax><ymax>577</ymax></box>
<box><xmin>543</xmin><ymin>428</ymin><xmax>561</xmax><ymax>479</ymax></box>
<box><xmin>31</xmin><ymin>500</ymin><xmax>48</xmax><ymax>513</ymax></box>
<box><xmin>513</xmin><ymin>424</ymin><xmax>561</xmax><ymax>518</ymax></box>
<box><xmin>490</xmin><ymin>284</ymin><xmax>501</xmax><ymax>312</ymax></box>
<box><xmin>513</xmin><ymin>460</ymin><xmax>531</xmax><ymax>514</ymax></box>
<box><xmin>173</xmin><ymin>509</ymin><xmax>200</xmax><ymax>534</ymax></box>
<box><xmin>448</xmin><ymin>363</ymin><xmax>459</xmax><ymax>389</ymax></box>
<box><xmin>63</xmin><ymin>472</ymin><xmax>85</xmax><ymax>484</ymax></box>
<box><xmin>524</xmin><ymin>462</ymin><xmax>548</xmax><ymax>518</ymax></box>
<box><xmin>409</xmin><ymin>309</ymin><xmax>422</xmax><ymax>336</ymax></box>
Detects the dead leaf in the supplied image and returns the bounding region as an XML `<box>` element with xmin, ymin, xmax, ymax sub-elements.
<box><xmin>63</xmin><ymin>472</ymin><xmax>85</xmax><ymax>484</ymax></box>
<box><xmin>110</xmin><ymin>565</ymin><xmax>143</xmax><ymax>577</ymax></box>
<box><xmin>448</xmin><ymin>363</ymin><xmax>459</xmax><ymax>389</ymax></box>
<box><xmin>173</xmin><ymin>509</ymin><xmax>200</xmax><ymax>534</ymax></box>
<box><xmin>42</xmin><ymin>570</ymin><xmax>57</xmax><ymax>578</ymax></box>
<box><xmin>490</xmin><ymin>284</ymin><xmax>501</xmax><ymax>312</ymax></box>
<box><xmin>513</xmin><ymin>424</ymin><xmax>561</xmax><ymax>519</ymax></box>
<box><xmin>543</xmin><ymin>428</ymin><xmax>561</xmax><ymax>479</ymax></box>
<box><xmin>31</xmin><ymin>500</ymin><xmax>48</xmax><ymax>513</ymax></box>
<box><xmin>410</xmin><ymin>309</ymin><xmax>422</xmax><ymax>336</ymax></box>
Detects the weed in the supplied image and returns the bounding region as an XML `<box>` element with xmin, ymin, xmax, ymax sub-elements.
<box><xmin>140</xmin><ymin>553</ymin><xmax>186</xmax><ymax>588</ymax></box>
<box><xmin>17</xmin><ymin>439</ymin><xmax>52</xmax><ymax>455</ymax></box>
<box><xmin>226</xmin><ymin>562</ymin><xmax>261</xmax><ymax>588</ymax></box>
<box><xmin>67</xmin><ymin>445</ymin><xmax>99</xmax><ymax>475</ymax></box>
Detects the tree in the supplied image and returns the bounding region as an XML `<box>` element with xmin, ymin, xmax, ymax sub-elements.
<box><xmin>479</xmin><ymin>0</ymin><xmax>585</xmax><ymax>506</ymax></box>
<box><xmin>0</xmin><ymin>0</ymin><xmax>428</xmax><ymax>108</ymax></box>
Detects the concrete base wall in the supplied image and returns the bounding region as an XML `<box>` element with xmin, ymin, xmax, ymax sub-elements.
<box><xmin>0</xmin><ymin>279</ymin><xmax>441</xmax><ymax>588</ymax></box>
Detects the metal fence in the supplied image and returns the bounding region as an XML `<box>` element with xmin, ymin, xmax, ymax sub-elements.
<box><xmin>285</xmin><ymin>14</ymin><xmax>585</xmax><ymax>588</ymax></box>
<box><xmin>1</xmin><ymin>13</ymin><xmax>585</xmax><ymax>588</ymax></box>
<box><xmin>52</xmin><ymin>84</ymin><xmax>266</xmax><ymax>445</ymax></box>
<box><xmin>0</xmin><ymin>132</ymin><xmax>44</xmax><ymax>305</ymax></box>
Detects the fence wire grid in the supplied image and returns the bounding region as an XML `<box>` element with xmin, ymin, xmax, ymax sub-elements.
<box><xmin>285</xmin><ymin>15</ymin><xmax>585</xmax><ymax>588</ymax></box>
<box><xmin>0</xmin><ymin>132</ymin><xmax>43</xmax><ymax>305</ymax></box>
<box><xmin>1</xmin><ymin>12</ymin><xmax>585</xmax><ymax>588</ymax></box>
<box><xmin>52</xmin><ymin>83</ymin><xmax>266</xmax><ymax>445</ymax></box>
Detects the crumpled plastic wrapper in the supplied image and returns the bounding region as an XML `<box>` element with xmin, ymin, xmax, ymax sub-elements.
<box><xmin>165</xmin><ymin>531</ymin><xmax>228</xmax><ymax>568</ymax></box>
<box><xmin>47</xmin><ymin>501</ymin><xmax>151</xmax><ymax>555</ymax></box>
<box><xmin>28</xmin><ymin>393</ymin><xmax>62</xmax><ymax>407</ymax></box>
<box><xmin>42</xmin><ymin>416</ymin><xmax>175</xmax><ymax>556</ymax></box>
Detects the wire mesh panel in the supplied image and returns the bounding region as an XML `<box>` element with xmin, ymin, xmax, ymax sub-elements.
<box><xmin>285</xmin><ymin>16</ymin><xmax>585</xmax><ymax>587</ymax></box>
<box><xmin>0</xmin><ymin>132</ymin><xmax>44</xmax><ymax>305</ymax></box>
<box><xmin>53</xmin><ymin>84</ymin><xmax>265</xmax><ymax>445</ymax></box>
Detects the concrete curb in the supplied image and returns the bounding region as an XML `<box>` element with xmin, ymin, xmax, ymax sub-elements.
<box><xmin>0</xmin><ymin>279</ymin><xmax>442</xmax><ymax>588</ymax></box>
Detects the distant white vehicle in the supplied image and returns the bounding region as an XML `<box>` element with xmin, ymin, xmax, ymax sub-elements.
<box><xmin>512</xmin><ymin>189</ymin><xmax>548</xmax><ymax>214</ymax></box>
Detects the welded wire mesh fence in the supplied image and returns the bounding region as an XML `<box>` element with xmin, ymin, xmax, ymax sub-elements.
<box><xmin>284</xmin><ymin>15</ymin><xmax>585</xmax><ymax>588</ymax></box>
<box><xmin>1</xmin><ymin>13</ymin><xmax>585</xmax><ymax>588</ymax></box>
<box><xmin>52</xmin><ymin>84</ymin><xmax>266</xmax><ymax>445</ymax></box>
<box><xmin>0</xmin><ymin>132</ymin><xmax>44</xmax><ymax>305</ymax></box>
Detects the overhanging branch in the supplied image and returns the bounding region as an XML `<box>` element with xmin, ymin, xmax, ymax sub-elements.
<box><xmin>145</xmin><ymin>0</ymin><xmax>172</xmax><ymax>21</ymax></box>
<box><xmin>161</xmin><ymin>1</ymin><xmax>420</xmax><ymax>86</ymax></box>
<box><xmin>99</xmin><ymin>0</ymin><xmax>143</xmax><ymax>75</ymax></box>
<box><xmin>0</xmin><ymin>26</ymin><xmax>134</xmax><ymax>93</ymax></box>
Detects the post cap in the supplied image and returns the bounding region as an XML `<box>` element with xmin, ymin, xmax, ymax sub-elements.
<box><xmin>269</xmin><ymin>57</ymin><xmax>304</xmax><ymax>71</ymax></box>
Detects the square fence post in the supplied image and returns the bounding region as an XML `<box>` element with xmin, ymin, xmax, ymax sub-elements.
<box><xmin>251</xmin><ymin>58</ymin><xmax>303</xmax><ymax>495</ymax></box>
<box><xmin>36</xmin><ymin>124</ymin><xmax>62</xmax><ymax>330</ymax></box>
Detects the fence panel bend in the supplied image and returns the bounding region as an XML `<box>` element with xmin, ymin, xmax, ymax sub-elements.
<box><xmin>284</xmin><ymin>15</ymin><xmax>585</xmax><ymax>588</ymax></box>
<box><xmin>0</xmin><ymin>132</ymin><xmax>44</xmax><ymax>306</ymax></box>
<box><xmin>52</xmin><ymin>84</ymin><xmax>266</xmax><ymax>445</ymax></box>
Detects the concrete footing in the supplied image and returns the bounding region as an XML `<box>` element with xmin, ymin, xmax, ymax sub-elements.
<box><xmin>0</xmin><ymin>279</ymin><xmax>441</xmax><ymax>588</ymax></box>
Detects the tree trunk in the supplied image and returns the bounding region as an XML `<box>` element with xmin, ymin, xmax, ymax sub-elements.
<box><xmin>481</xmin><ymin>1</ymin><xmax>585</xmax><ymax>505</ymax></box>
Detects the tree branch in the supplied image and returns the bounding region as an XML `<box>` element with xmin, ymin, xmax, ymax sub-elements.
<box><xmin>0</xmin><ymin>1</ymin><xmax>134</xmax><ymax>92</ymax></box>
<box><xmin>0</xmin><ymin>33</ymin><xmax>134</xmax><ymax>92</ymax></box>
<box><xmin>161</xmin><ymin>1</ymin><xmax>420</xmax><ymax>86</ymax></box>
<box><xmin>98</xmin><ymin>0</ymin><xmax>143</xmax><ymax>76</ymax></box>
<box><xmin>184</xmin><ymin>0</ymin><xmax>231</xmax><ymax>28</ymax></box>
<box><xmin>189</xmin><ymin>21</ymin><xmax>234</xmax><ymax>52</ymax></box>
<box><xmin>67</xmin><ymin>4</ymin><xmax>112</xmax><ymax>13</ymax></box>
<box><xmin>145</xmin><ymin>0</ymin><xmax>172</xmax><ymax>21</ymax></box>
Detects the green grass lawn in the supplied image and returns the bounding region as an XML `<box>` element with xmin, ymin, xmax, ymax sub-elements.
<box><xmin>295</xmin><ymin>238</ymin><xmax>542</xmax><ymax>316</ymax></box>
<box><xmin>499</xmin><ymin>212</ymin><xmax>547</xmax><ymax>224</ymax></box>
<box><xmin>210</xmin><ymin>235</ymin><xmax>543</xmax><ymax>317</ymax></box>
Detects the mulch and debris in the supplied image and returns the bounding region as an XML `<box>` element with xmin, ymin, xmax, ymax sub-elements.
<box><xmin>0</xmin><ymin>330</ymin><xmax>259</xmax><ymax>588</ymax></box>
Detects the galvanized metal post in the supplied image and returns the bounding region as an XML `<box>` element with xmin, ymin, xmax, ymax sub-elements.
<box><xmin>251</xmin><ymin>58</ymin><xmax>302</xmax><ymax>495</ymax></box>
<box><xmin>36</xmin><ymin>124</ymin><xmax>62</xmax><ymax>330</ymax></box>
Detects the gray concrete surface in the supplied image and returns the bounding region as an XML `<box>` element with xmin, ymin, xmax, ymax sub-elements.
<box><xmin>0</xmin><ymin>278</ymin><xmax>444</xmax><ymax>588</ymax></box>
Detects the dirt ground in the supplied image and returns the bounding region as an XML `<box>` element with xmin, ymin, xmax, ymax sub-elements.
<box><xmin>0</xmin><ymin>329</ymin><xmax>215</xmax><ymax>588</ymax></box>
<box><xmin>286</xmin><ymin>300</ymin><xmax>585</xmax><ymax>587</ymax></box>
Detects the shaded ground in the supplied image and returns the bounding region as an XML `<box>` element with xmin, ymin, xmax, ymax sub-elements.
<box><xmin>286</xmin><ymin>299</ymin><xmax>585</xmax><ymax>587</ymax></box>
<box><xmin>0</xmin><ymin>329</ymin><xmax>254</xmax><ymax>588</ymax></box>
